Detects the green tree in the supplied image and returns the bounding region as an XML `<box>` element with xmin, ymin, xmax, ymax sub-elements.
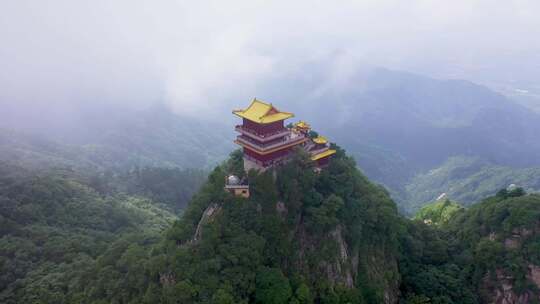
<box><xmin>307</xmin><ymin>194</ymin><xmax>344</xmax><ymax>232</ymax></box>
<box><xmin>405</xmin><ymin>294</ymin><xmax>431</xmax><ymax>304</ymax></box>
<box><xmin>255</xmin><ymin>267</ymin><xmax>292</xmax><ymax>304</ymax></box>
<box><xmin>212</xmin><ymin>289</ymin><xmax>235</xmax><ymax>304</ymax></box>
<box><xmin>292</xmin><ymin>283</ymin><xmax>313</xmax><ymax>304</ymax></box>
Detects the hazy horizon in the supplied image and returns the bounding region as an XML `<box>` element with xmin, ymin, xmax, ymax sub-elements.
<box><xmin>1</xmin><ymin>0</ymin><xmax>539</xmax><ymax>122</ymax></box>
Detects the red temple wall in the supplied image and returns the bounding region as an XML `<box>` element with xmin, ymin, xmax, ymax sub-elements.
<box><xmin>244</xmin><ymin>147</ymin><xmax>291</xmax><ymax>162</ymax></box>
<box><xmin>243</xmin><ymin>119</ymin><xmax>284</xmax><ymax>135</ymax></box>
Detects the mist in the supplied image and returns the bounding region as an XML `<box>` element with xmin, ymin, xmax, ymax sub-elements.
<box><xmin>1</xmin><ymin>0</ymin><xmax>539</xmax><ymax>125</ymax></box>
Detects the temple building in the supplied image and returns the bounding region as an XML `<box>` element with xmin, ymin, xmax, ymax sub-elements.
<box><xmin>233</xmin><ymin>98</ymin><xmax>336</xmax><ymax>171</ymax></box>
<box><xmin>307</xmin><ymin>135</ymin><xmax>336</xmax><ymax>167</ymax></box>
<box><xmin>292</xmin><ymin>121</ymin><xmax>336</xmax><ymax>167</ymax></box>
<box><xmin>293</xmin><ymin>120</ymin><xmax>311</xmax><ymax>135</ymax></box>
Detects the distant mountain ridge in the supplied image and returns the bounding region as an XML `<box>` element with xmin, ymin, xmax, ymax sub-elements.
<box><xmin>2</xmin><ymin>68</ymin><xmax>540</xmax><ymax>213</ymax></box>
<box><xmin>250</xmin><ymin>68</ymin><xmax>540</xmax><ymax>212</ymax></box>
<box><xmin>304</xmin><ymin>68</ymin><xmax>540</xmax><ymax>212</ymax></box>
<box><xmin>323</xmin><ymin>68</ymin><xmax>540</xmax><ymax>167</ymax></box>
<box><xmin>405</xmin><ymin>156</ymin><xmax>540</xmax><ymax>210</ymax></box>
<box><xmin>0</xmin><ymin>106</ymin><xmax>233</xmax><ymax>171</ymax></box>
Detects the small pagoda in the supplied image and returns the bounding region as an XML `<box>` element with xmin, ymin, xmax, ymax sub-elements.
<box><xmin>307</xmin><ymin>135</ymin><xmax>336</xmax><ymax>167</ymax></box>
<box><xmin>233</xmin><ymin>98</ymin><xmax>336</xmax><ymax>171</ymax></box>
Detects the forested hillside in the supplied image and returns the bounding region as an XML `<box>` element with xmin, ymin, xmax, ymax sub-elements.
<box><xmin>333</xmin><ymin>70</ymin><xmax>540</xmax><ymax>213</ymax></box>
<box><xmin>154</xmin><ymin>148</ymin><xmax>402</xmax><ymax>303</ymax></box>
<box><xmin>0</xmin><ymin>162</ymin><xmax>205</xmax><ymax>303</ymax></box>
<box><xmin>403</xmin><ymin>187</ymin><xmax>540</xmax><ymax>303</ymax></box>
<box><xmin>141</xmin><ymin>151</ymin><xmax>540</xmax><ymax>304</ymax></box>
<box><xmin>445</xmin><ymin>190</ymin><xmax>540</xmax><ymax>303</ymax></box>
<box><xmin>404</xmin><ymin>156</ymin><xmax>540</xmax><ymax>212</ymax></box>
<box><xmin>413</xmin><ymin>198</ymin><xmax>464</xmax><ymax>225</ymax></box>
<box><xmin>1</xmin><ymin>1</ymin><xmax>539</xmax><ymax>303</ymax></box>
<box><xmin>1</xmin><ymin>144</ymin><xmax>539</xmax><ymax>303</ymax></box>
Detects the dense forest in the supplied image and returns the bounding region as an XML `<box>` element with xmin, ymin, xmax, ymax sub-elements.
<box><xmin>2</xmin><ymin>1</ymin><xmax>540</xmax><ymax>302</ymax></box>
<box><xmin>2</xmin><ymin>147</ymin><xmax>538</xmax><ymax>303</ymax></box>
<box><xmin>154</xmin><ymin>148</ymin><xmax>402</xmax><ymax>303</ymax></box>
<box><xmin>404</xmin><ymin>187</ymin><xmax>540</xmax><ymax>303</ymax></box>
<box><xmin>0</xmin><ymin>162</ymin><xmax>205</xmax><ymax>303</ymax></box>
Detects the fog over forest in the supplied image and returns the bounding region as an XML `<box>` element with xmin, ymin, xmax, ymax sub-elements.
<box><xmin>2</xmin><ymin>3</ymin><xmax>540</xmax><ymax>303</ymax></box>
<box><xmin>1</xmin><ymin>0</ymin><xmax>539</xmax><ymax>125</ymax></box>
<box><xmin>1</xmin><ymin>0</ymin><xmax>540</xmax><ymax>212</ymax></box>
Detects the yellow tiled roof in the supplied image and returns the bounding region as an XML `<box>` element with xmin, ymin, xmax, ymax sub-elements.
<box><xmin>311</xmin><ymin>149</ymin><xmax>336</xmax><ymax>161</ymax></box>
<box><xmin>313</xmin><ymin>136</ymin><xmax>328</xmax><ymax>145</ymax></box>
<box><xmin>295</xmin><ymin>120</ymin><xmax>310</xmax><ymax>129</ymax></box>
<box><xmin>233</xmin><ymin>98</ymin><xmax>294</xmax><ymax>124</ymax></box>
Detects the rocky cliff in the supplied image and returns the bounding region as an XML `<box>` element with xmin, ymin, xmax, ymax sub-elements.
<box><xmin>483</xmin><ymin>224</ymin><xmax>540</xmax><ymax>304</ymax></box>
<box><xmin>160</xmin><ymin>149</ymin><xmax>402</xmax><ymax>303</ymax></box>
<box><xmin>447</xmin><ymin>193</ymin><xmax>540</xmax><ymax>304</ymax></box>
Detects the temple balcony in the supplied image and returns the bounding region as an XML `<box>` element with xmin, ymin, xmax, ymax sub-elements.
<box><xmin>234</xmin><ymin>125</ymin><xmax>290</xmax><ymax>142</ymax></box>
<box><xmin>235</xmin><ymin>133</ymin><xmax>307</xmax><ymax>153</ymax></box>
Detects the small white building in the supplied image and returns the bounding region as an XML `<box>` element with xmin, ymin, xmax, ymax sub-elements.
<box><xmin>224</xmin><ymin>175</ymin><xmax>250</xmax><ymax>198</ymax></box>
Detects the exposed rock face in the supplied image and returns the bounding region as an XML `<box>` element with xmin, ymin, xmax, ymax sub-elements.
<box><xmin>185</xmin><ymin>191</ymin><xmax>401</xmax><ymax>304</ymax></box>
<box><xmin>294</xmin><ymin>222</ymin><xmax>358</xmax><ymax>289</ymax></box>
<box><xmin>192</xmin><ymin>203</ymin><xmax>221</xmax><ymax>243</ymax></box>
<box><xmin>373</xmin><ymin>252</ymin><xmax>400</xmax><ymax>304</ymax></box>
<box><xmin>503</xmin><ymin>228</ymin><xmax>534</xmax><ymax>250</ymax></box>
<box><xmin>529</xmin><ymin>265</ymin><xmax>540</xmax><ymax>288</ymax></box>
<box><xmin>325</xmin><ymin>225</ymin><xmax>355</xmax><ymax>288</ymax></box>
<box><xmin>293</xmin><ymin>216</ymin><xmax>399</xmax><ymax>304</ymax></box>
<box><xmin>483</xmin><ymin>222</ymin><xmax>540</xmax><ymax>304</ymax></box>
<box><xmin>486</xmin><ymin>267</ymin><xmax>540</xmax><ymax>304</ymax></box>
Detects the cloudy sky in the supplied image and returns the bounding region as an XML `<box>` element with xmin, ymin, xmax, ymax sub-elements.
<box><xmin>1</xmin><ymin>0</ymin><xmax>539</xmax><ymax>117</ymax></box>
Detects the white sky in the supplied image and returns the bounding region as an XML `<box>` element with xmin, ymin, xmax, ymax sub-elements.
<box><xmin>1</xmin><ymin>0</ymin><xmax>539</xmax><ymax>116</ymax></box>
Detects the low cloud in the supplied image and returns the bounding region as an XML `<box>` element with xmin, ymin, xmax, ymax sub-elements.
<box><xmin>1</xmin><ymin>0</ymin><xmax>539</xmax><ymax>119</ymax></box>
